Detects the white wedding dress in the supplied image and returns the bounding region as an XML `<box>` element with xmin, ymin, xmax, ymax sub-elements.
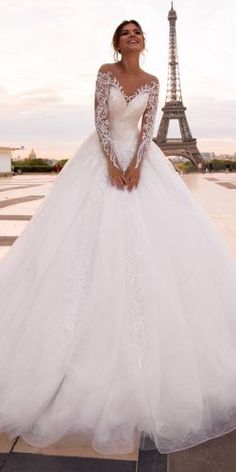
<box><xmin>0</xmin><ymin>70</ymin><xmax>235</xmax><ymax>455</ymax></box>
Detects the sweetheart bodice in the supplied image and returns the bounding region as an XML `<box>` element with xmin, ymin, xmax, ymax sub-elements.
<box><xmin>107</xmin><ymin>87</ymin><xmax>150</xmax><ymax>171</ymax></box>
<box><xmin>94</xmin><ymin>70</ymin><xmax>159</xmax><ymax>170</ymax></box>
<box><xmin>108</xmin><ymin>86</ymin><xmax>149</xmax><ymax>140</ymax></box>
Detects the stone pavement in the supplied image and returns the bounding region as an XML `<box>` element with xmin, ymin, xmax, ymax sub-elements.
<box><xmin>0</xmin><ymin>172</ymin><xmax>236</xmax><ymax>259</ymax></box>
<box><xmin>182</xmin><ymin>172</ymin><xmax>236</xmax><ymax>259</ymax></box>
<box><xmin>0</xmin><ymin>172</ymin><xmax>235</xmax><ymax>471</ymax></box>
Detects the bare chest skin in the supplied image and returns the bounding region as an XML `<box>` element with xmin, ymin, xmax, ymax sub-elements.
<box><xmin>109</xmin><ymin>63</ymin><xmax>153</xmax><ymax>99</ymax></box>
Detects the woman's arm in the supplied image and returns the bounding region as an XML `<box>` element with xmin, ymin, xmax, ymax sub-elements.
<box><xmin>94</xmin><ymin>65</ymin><xmax>120</xmax><ymax>169</ymax></box>
<box><xmin>125</xmin><ymin>77</ymin><xmax>159</xmax><ymax>191</ymax></box>
<box><xmin>130</xmin><ymin>77</ymin><xmax>160</xmax><ymax>169</ymax></box>
<box><xmin>94</xmin><ymin>65</ymin><xmax>127</xmax><ymax>189</ymax></box>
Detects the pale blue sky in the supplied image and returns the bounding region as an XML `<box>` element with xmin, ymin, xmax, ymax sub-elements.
<box><xmin>0</xmin><ymin>0</ymin><xmax>235</xmax><ymax>159</ymax></box>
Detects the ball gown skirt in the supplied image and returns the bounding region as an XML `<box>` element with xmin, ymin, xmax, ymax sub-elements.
<box><xmin>0</xmin><ymin>87</ymin><xmax>235</xmax><ymax>455</ymax></box>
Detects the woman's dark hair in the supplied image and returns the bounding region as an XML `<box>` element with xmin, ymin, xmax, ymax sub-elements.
<box><xmin>112</xmin><ymin>20</ymin><xmax>145</xmax><ymax>59</ymax></box>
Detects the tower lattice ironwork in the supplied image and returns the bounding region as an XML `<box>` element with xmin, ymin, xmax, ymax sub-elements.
<box><xmin>153</xmin><ymin>2</ymin><xmax>204</xmax><ymax>168</ymax></box>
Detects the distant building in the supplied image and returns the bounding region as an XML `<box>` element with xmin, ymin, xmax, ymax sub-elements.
<box><xmin>27</xmin><ymin>148</ymin><xmax>37</xmax><ymax>160</ymax></box>
<box><xmin>0</xmin><ymin>146</ymin><xmax>24</xmax><ymax>175</ymax></box>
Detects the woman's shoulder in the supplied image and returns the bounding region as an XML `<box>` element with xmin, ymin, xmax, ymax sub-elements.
<box><xmin>141</xmin><ymin>70</ymin><xmax>159</xmax><ymax>86</ymax></box>
<box><xmin>96</xmin><ymin>64</ymin><xmax>159</xmax><ymax>88</ymax></box>
<box><xmin>97</xmin><ymin>63</ymin><xmax>115</xmax><ymax>73</ymax></box>
<box><xmin>96</xmin><ymin>64</ymin><xmax>116</xmax><ymax>83</ymax></box>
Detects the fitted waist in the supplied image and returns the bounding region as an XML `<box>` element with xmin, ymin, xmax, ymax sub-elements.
<box><xmin>111</xmin><ymin>123</ymin><xmax>139</xmax><ymax>139</ymax></box>
<box><xmin>112</xmin><ymin>129</ymin><xmax>140</xmax><ymax>172</ymax></box>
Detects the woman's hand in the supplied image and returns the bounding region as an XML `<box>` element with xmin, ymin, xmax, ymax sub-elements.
<box><xmin>107</xmin><ymin>159</ymin><xmax>127</xmax><ymax>190</ymax></box>
<box><xmin>125</xmin><ymin>162</ymin><xmax>141</xmax><ymax>191</ymax></box>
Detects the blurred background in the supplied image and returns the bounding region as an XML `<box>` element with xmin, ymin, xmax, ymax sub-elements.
<box><xmin>0</xmin><ymin>0</ymin><xmax>235</xmax><ymax>161</ymax></box>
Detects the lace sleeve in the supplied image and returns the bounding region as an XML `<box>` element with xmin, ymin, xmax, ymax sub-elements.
<box><xmin>94</xmin><ymin>70</ymin><xmax>120</xmax><ymax>168</ymax></box>
<box><xmin>133</xmin><ymin>78</ymin><xmax>159</xmax><ymax>169</ymax></box>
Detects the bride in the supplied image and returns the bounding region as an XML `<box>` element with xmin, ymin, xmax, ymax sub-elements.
<box><xmin>0</xmin><ymin>19</ymin><xmax>235</xmax><ymax>455</ymax></box>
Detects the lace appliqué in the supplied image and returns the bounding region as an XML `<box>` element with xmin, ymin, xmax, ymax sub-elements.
<box><xmin>125</xmin><ymin>196</ymin><xmax>147</xmax><ymax>369</ymax></box>
<box><xmin>95</xmin><ymin>72</ymin><xmax>119</xmax><ymax>169</ymax></box>
<box><xmin>64</xmin><ymin>164</ymin><xmax>107</xmax><ymax>362</ymax></box>
<box><xmin>111</xmin><ymin>73</ymin><xmax>157</xmax><ymax>105</ymax></box>
<box><xmin>95</xmin><ymin>70</ymin><xmax>159</xmax><ymax>170</ymax></box>
<box><xmin>135</xmin><ymin>80</ymin><xmax>159</xmax><ymax>168</ymax></box>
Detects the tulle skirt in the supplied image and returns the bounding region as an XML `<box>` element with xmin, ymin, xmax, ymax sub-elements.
<box><xmin>0</xmin><ymin>131</ymin><xmax>235</xmax><ymax>454</ymax></box>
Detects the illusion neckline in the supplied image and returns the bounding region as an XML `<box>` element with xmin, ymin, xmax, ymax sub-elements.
<box><xmin>100</xmin><ymin>70</ymin><xmax>158</xmax><ymax>104</ymax></box>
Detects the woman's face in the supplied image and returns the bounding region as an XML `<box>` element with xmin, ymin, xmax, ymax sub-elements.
<box><xmin>118</xmin><ymin>23</ymin><xmax>144</xmax><ymax>55</ymax></box>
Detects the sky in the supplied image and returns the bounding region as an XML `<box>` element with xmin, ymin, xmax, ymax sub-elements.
<box><xmin>0</xmin><ymin>0</ymin><xmax>235</xmax><ymax>160</ymax></box>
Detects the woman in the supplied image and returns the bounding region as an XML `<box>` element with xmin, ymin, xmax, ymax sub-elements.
<box><xmin>0</xmin><ymin>20</ymin><xmax>235</xmax><ymax>455</ymax></box>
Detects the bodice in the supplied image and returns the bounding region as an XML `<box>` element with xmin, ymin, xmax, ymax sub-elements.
<box><xmin>94</xmin><ymin>70</ymin><xmax>159</xmax><ymax>170</ymax></box>
<box><xmin>108</xmin><ymin>86</ymin><xmax>149</xmax><ymax>141</ymax></box>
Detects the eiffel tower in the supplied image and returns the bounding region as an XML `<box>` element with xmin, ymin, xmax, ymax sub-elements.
<box><xmin>153</xmin><ymin>2</ymin><xmax>204</xmax><ymax>169</ymax></box>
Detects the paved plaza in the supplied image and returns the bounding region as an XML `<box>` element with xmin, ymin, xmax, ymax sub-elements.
<box><xmin>0</xmin><ymin>171</ymin><xmax>236</xmax><ymax>260</ymax></box>
<box><xmin>0</xmin><ymin>171</ymin><xmax>236</xmax><ymax>471</ymax></box>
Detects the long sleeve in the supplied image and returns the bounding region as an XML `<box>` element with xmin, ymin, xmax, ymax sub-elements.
<box><xmin>94</xmin><ymin>70</ymin><xmax>120</xmax><ymax>168</ymax></box>
<box><xmin>133</xmin><ymin>79</ymin><xmax>159</xmax><ymax>169</ymax></box>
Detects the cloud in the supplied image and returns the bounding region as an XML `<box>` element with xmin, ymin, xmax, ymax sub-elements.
<box><xmin>185</xmin><ymin>96</ymin><xmax>236</xmax><ymax>140</ymax></box>
<box><xmin>20</xmin><ymin>89</ymin><xmax>63</xmax><ymax>107</ymax></box>
<box><xmin>0</xmin><ymin>87</ymin><xmax>63</xmax><ymax>110</ymax></box>
<box><xmin>0</xmin><ymin>96</ymin><xmax>94</xmax><ymax>158</ymax></box>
